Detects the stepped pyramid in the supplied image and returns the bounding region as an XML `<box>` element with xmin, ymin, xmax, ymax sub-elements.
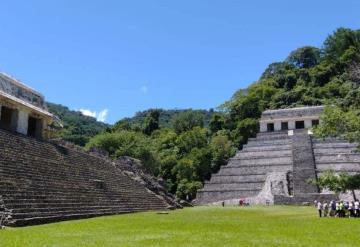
<box><xmin>0</xmin><ymin>129</ymin><xmax>168</xmax><ymax>226</ymax></box>
<box><xmin>0</xmin><ymin>73</ymin><xmax>168</xmax><ymax>226</ymax></box>
<box><xmin>196</xmin><ymin>106</ymin><xmax>360</xmax><ymax>205</ymax></box>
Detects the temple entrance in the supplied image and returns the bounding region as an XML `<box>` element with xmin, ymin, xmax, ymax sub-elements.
<box><xmin>27</xmin><ymin>116</ymin><xmax>42</xmax><ymax>138</ymax></box>
<box><xmin>312</xmin><ymin>119</ymin><xmax>319</xmax><ymax>127</ymax></box>
<box><xmin>281</xmin><ymin>122</ymin><xmax>288</xmax><ymax>130</ymax></box>
<box><xmin>0</xmin><ymin>106</ymin><xmax>18</xmax><ymax>131</ymax></box>
<box><xmin>267</xmin><ymin>123</ymin><xmax>274</xmax><ymax>132</ymax></box>
<box><xmin>295</xmin><ymin>121</ymin><xmax>305</xmax><ymax>129</ymax></box>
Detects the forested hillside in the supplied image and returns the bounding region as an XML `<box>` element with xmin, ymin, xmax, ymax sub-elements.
<box><xmin>84</xmin><ymin>27</ymin><xmax>360</xmax><ymax>200</ymax></box>
<box><xmin>114</xmin><ymin>109</ymin><xmax>215</xmax><ymax>130</ymax></box>
<box><xmin>47</xmin><ymin>103</ymin><xmax>110</xmax><ymax>146</ymax></box>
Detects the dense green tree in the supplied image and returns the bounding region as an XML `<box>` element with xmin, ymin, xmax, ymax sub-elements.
<box><xmin>314</xmin><ymin>106</ymin><xmax>360</xmax><ymax>143</ymax></box>
<box><xmin>209</xmin><ymin>113</ymin><xmax>225</xmax><ymax>134</ymax></box>
<box><xmin>171</xmin><ymin>110</ymin><xmax>204</xmax><ymax>134</ymax></box>
<box><xmin>176</xmin><ymin>127</ymin><xmax>208</xmax><ymax>155</ymax></box>
<box><xmin>323</xmin><ymin>28</ymin><xmax>360</xmax><ymax>60</ymax></box>
<box><xmin>286</xmin><ymin>46</ymin><xmax>321</xmax><ymax>68</ymax></box>
<box><xmin>210</xmin><ymin>134</ymin><xmax>236</xmax><ymax>172</ymax></box>
<box><xmin>313</xmin><ymin>171</ymin><xmax>360</xmax><ymax>201</ymax></box>
<box><xmin>143</xmin><ymin>109</ymin><xmax>160</xmax><ymax>135</ymax></box>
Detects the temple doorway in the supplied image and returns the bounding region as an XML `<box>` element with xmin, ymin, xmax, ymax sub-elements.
<box><xmin>0</xmin><ymin>106</ymin><xmax>18</xmax><ymax>131</ymax></box>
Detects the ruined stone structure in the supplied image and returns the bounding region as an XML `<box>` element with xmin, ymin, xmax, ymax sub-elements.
<box><xmin>196</xmin><ymin>106</ymin><xmax>360</xmax><ymax>205</ymax></box>
<box><xmin>0</xmin><ymin>73</ymin><xmax>168</xmax><ymax>226</ymax></box>
<box><xmin>0</xmin><ymin>73</ymin><xmax>53</xmax><ymax>139</ymax></box>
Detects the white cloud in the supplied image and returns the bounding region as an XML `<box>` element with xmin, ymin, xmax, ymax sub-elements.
<box><xmin>79</xmin><ymin>109</ymin><xmax>97</xmax><ymax>118</ymax></box>
<box><xmin>79</xmin><ymin>108</ymin><xmax>109</xmax><ymax>122</ymax></box>
<box><xmin>97</xmin><ymin>109</ymin><xmax>109</xmax><ymax>122</ymax></box>
<box><xmin>140</xmin><ymin>85</ymin><xmax>148</xmax><ymax>93</ymax></box>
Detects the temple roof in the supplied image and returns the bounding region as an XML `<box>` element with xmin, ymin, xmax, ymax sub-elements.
<box><xmin>261</xmin><ymin>106</ymin><xmax>324</xmax><ymax>120</ymax></box>
<box><xmin>0</xmin><ymin>72</ymin><xmax>46</xmax><ymax>110</ymax></box>
<box><xmin>0</xmin><ymin>72</ymin><xmax>52</xmax><ymax>118</ymax></box>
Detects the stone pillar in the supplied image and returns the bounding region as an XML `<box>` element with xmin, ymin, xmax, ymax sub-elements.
<box><xmin>274</xmin><ymin>121</ymin><xmax>281</xmax><ymax>131</ymax></box>
<box><xmin>36</xmin><ymin>119</ymin><xmax>44</xmax><ymax>139</ymax></box>
<box><xmin>17</xmin><ymin>111</ymin><xmax>29</xmax><ymax>135</ymax></box>
<box><xmin>260</xmin><ymin>122</ymin><xmax>267</xmax><ymax>132</ymax></box>
<box><xmin>305</xmin><ymin>119</ymin><xmax>312</xmax><ymax>129</ymax></box>
<box><xmin>10</xmin><ymin>109</ymin><xmax>19</xmax><ymax>132</ymax></box>
<box><xmin>288</xmin><ymin>120</ymin><xmax>295</xmax><ymax>130</ymax></box>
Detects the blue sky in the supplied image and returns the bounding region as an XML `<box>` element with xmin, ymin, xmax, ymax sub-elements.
<box><xmin>1</xmin><ymin>0</ymin><xmax>359</xmax><ymax>124</ymax></box>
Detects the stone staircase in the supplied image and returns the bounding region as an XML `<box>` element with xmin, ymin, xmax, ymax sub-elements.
<box><xmin>0</xmin><ymin>129</ymin><xmax>168</xmax><ymax>226</ymax></box>
<box><xmin>312</xmin><ymin>138</ymin><xmax>360</xmax><ymax>175</ymax></box>
<box><xmin>291</xmin><ymin>130</ymin><xmax>319</xmax><ymax>194</ymax></box>
<box><xmin>196</xmin><ymin>131</ymin><xmax>293</xmax><ymax>204</ymax></box>
<box><xmin>196</xmin><ymin>130</ymin><xmax>360</xmax><ymax>205</ymax></box>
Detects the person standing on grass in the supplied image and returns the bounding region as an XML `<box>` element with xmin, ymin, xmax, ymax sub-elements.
<box><xmin>348</xmin><ymin>202</ymin><xmax>354</xmax><ymax>218</ymax></box>
<box><xmin>336</xmin><ymin>202</ymin><xmax>340</xmax><ymax>217</ymax></box>
<box><xmin>330</xmin><ymin>201</ymin><xmax>336</xmax><ymax>217</ymax></box>
<box><xmin>323</xmin><ymin>202</ymin><xmax>329</xmax><ymax>217</ymax></box>
<box><xmin>317</xmin><ymin>201</ymin><xmax>323</xmax><ymax>218</ymax></box>
<box><xmin>355</xmin><ymin>200</ymin><xmax>359</xmax><ymax>217</ymax></box>
<box><xmin>339</xmin><ymin>201</ymin><xmax>345</xmax><ymax>218</ymax></box>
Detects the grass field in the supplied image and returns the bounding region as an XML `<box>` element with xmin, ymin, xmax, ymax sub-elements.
<box><xmin>1</xmin><ymin>206</ymin><xmax>360</xmax><ymax>247</ymax></box>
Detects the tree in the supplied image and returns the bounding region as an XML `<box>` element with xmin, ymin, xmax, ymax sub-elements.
<box><xmin>314</xmin><ymin>106</ymin><xmax>360</xmax><ymax>144</ymax></box>
<box><xmin>171</xmin><ymin>110</ymin><xmax>204</xmax><ymax>134</ymax></box>
<box><xmin>346</xmin><ymin>174</ymin><xmax>360</xmax><ymax>201</ymax></box>
<box><xmin>209</xmin><ymin>113</ymin><xmax>225</xmax><ymax>134</ymax></box>
<box><xmin>176</xmin><ymin>179</ymin><xmax>203</xmax><ymax>200</ymax></box>
<box><xmin>323</xmin><ymin>28</ymin><xmax>360</xmax><ymax>60</ymax></box>
<box><xmin>313</xmin><ymin>171</ymin><xmax>349</xmax><ymax>196</ymax></box>
<box><xmin>313</xmin><ymin>171</ymin><xmax>360</xmax><ymax>201</ymax></box>
<box><xmin>176</xmin><ymin>127</ymin><xmax>208</xmax><ymax>155</ymax></box>
<box><xmin>287</xmin><ymin>46</ymin><xmax>321</xmax><ymax>68</ymax></box>
<box><xmin>210</xmin><ymin>134</ymin><xmax>236</xmax><ymax>172</ymax></box>
<box><xmin>143</xmin><ymin>109</ymin><xmax>160</xmax><ymax>135</ymax></box>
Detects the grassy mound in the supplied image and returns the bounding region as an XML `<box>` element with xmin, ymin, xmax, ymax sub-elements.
<box><xmin>1</xmin><ymin>206</ymin><xmax>360</xmax><ymax>246</ymax></box>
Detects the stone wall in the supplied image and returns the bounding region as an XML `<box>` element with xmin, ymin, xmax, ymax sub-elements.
<box><xmin>0</xmin><ymin>73</ymin><xmax>45</xmax><ymax>109</ymax></box>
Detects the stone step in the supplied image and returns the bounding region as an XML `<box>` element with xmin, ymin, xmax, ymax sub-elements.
<box><xmin>315</xmin><ymin>154</ymin><xmax>360</xmax><ymax>163</ymax></box>
<box><xmin>242</xmin><ymin>144</ymin><xmax>292</xmax><ymax>152</ymax></box>
<box><xmin>196</xmin><ymin>189</ymin><xmax>260</xmax><ymax>204</ymax></box>
<box><xmin>203</xmin><ymin>181</ymin><xmax>264</xmax><ymax>191</ymax></box>
<box><xmin>246</xmin><ymin>139</ymin><xmax>292</xmax><ymax>146</ymax></box>
<box><xmin>210</xmin><ymin>174</ymin><xmax>266</xmax><ymax>183</ymax></box>
<box><xmin>218</xmin><ymin>165</ymin><xmax>292</xmax><ymax>176</ymax></box>
<box><xmin>274</xmin><ymin>193</ymin><xmax>337</xmax><ymax>205</ymax></box>
<box><xmin>312</xmin><ymin>142</ymin><xmax>358</xmax><ymax>149</ymax></box>
<box><xmin>316</xmin><ymin>163</ymin><xmax>360</xmax><ymax>172</ymax></box>
<box><xmin>312</xmin><ymin>138</ymin><xmax>355</xmax><ymax>144</ymax></box>
<box><xmin>249</xmin><ymin>134</ymin><xmax>291</xmax><ymax>142</ymax></box>
<box><xmin>234</xmin><ymin>150</ymin><xmax>292</xmax><ymax>159</ymax></box>
<box><xmin>313</xmin><ymin>147</ymin><xmax>358</xmax><ymax>155</ymax></box>
<box><xmin>228</xmin><ymin>156</ymin><xmax>292</xmax><ymax>166</ymax></box>
<box><xmin>256</xmin><ymin>131</ymin><xmax>289</xmax><ymax>138</ymax></box>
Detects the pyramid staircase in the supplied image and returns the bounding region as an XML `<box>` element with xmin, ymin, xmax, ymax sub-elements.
<box><xmin>196</xmin><ymin>130</ymin><xmax>360</xmax><ymax>205</ymax></box>
<box><xmin>0</xmin><ymin>129</ymin><xmax>168</xmax><ymax>226</ymax></box>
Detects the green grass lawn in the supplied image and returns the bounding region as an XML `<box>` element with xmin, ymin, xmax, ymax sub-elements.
<box><xmin>1</xmin><ymin>206</ymin><xmax>360</xmax><ymax>247</ymax></box>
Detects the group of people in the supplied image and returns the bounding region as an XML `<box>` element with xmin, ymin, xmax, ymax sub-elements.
<box><xmin>316</xmin><ymin>200</ymin><xmax>360</xmax><ymax>218</ymax></box>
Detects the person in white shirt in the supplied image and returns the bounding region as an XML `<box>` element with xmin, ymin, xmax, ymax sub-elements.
<box><xmin>317</xmin><ymin>201</ymin><xmax>323</xmax><ymax>218</ymax></box>
<box><xmin>349</xmin><ymin>202</ymin><xmax>354</xmax><ymax>218</ymax></box>
<box><xmin>355</xmin><ymin>200</ymin><xmax>359</xmax><ymax>217</ymax></box>
<box><xmin>336</xmin><ymin>202</ymin><xmax>340</xmax><ymax>217</ymax></box>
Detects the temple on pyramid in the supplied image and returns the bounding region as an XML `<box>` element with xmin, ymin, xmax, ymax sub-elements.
<box><xmin>196</xmin><ymin>106</ymin><xmax>360</xmax><ymax>205</ymax></box>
